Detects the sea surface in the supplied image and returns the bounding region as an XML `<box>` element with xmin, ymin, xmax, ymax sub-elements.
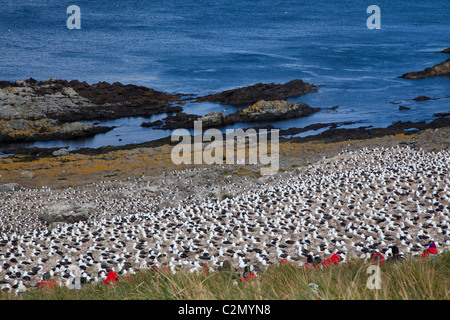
<box><xmin>0</xmin><ymin>0</ymin><xmax>449</xmax><ymax>151</ymax></box>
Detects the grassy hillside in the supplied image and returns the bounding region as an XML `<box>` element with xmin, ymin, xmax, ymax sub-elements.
<box><xmin>2</xmin><ymin>252</ymin><xmax>448</xmax><ymax>300</ymax></box>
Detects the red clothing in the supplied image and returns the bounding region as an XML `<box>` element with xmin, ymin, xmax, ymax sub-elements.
<box><xmin>104</xmin><ymin>271</ymin><xmax>119</xmax><ymax>286</ymax></box>
<box><xmin>202</xmin><ymin>264</ymin><xmax>210</xmax><ymax>276</ymax></box>
<box><xmin>421</xmin><ymin>242</ymin><xmax>438</xmax><ymax>259</ymax></box>
<box><xmin>370</xmin><ymin>252</ymin><xmax>385</xmax><ymax>266</ymax></box>
<box><xmin>37</xmin><ymin>280</ymin><xmax>57</xmax><ymax>290</ymax></box>
<box><xmin>331</xmin><ymin>254</ymin><xmax>340</xmax><ymax>263</ymax></box>
<box><xmin>322</xmin><ymin>254</ymin><xmax>340</xmax><ymax>266</ymax></box>
<box><xmin>239</xmin><ymin>272</ymin><xmax>256</xmax><ymax>283</ymax></box>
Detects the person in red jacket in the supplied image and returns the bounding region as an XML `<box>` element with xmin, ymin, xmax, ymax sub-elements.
<box><xmin>239</xmin><ymin>266</ymin><xmax>256</xmax><ymax>283</ymax></box>
<box><xmin>321</xmin><ymin>253</ymin><xmax>341</xmax><ymax>266</ymax></box>
<box><xmin>202</xmin><ymin>263</ymin><xmax>210</xmax><ymax>276</ymax></box>
<box><xmin>104</xmin><ymin>270</ymin><xmax>119</xmax><ymax>286</ymax></box>
<box><xmin>421</xmin><ymin>241</ymin><xmax>439</xmax><ymax>259</ymax></box>
<box><xmin>37</xmin><ymin>272</ymin><xmax>57</xmax><ymax>290</ymax></box>
<box><xmin>369</xmin><ymin>250</ymin><xmax>385</xmax><ymax>266</ymax></box>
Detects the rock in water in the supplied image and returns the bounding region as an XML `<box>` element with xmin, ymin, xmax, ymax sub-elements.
<box><xmin>399</xmin><ymin>58</ymin><xmax>450</xmax><ymax>79</ymax></box>
<box><xmin>147</xmin><ymin>100</ymin><xmax>320</xmax><ymax>129</ymax></box>
<box><xmin>194</xmin><ymin>79</ymin><xmax>318</xmax><ymax>106</ymax></box>
<box><xmin>413</xmin><ymin>96</ymin><xmax>433</xmax><ymax>101</ymax></box>
<box><xmin>198</xmin><ymin>111</ymin><xmax>228</xmax><ymax>127</ymax></box>
<box><xmin>199</xmin><ymin>100</ymin><xmax>320</xmax><ymax>128</ymax></box>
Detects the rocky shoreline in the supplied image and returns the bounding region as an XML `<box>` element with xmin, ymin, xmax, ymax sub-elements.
<box><xmin>0</xmin><ymin>78</ymin><xmax>184</xmax><ymax>122</ymax></box>
<box><xmin>3</xmin><ymin>116</ymin><xmax>448</xmax><ymax>159</ymax></box>
<box><xmin>1</xmin><ymin>73</ymin><xmax>448</xmax><ymax>161</ymax></box>
<box><xmin>0</xmin><ymin>78</ymin><xmax>184</xmax><ymax>143</ymax></box>
<box><xmin>2</xmin><ymin>74</ymin><xmax>447</xmax><ymax>151</ymax></box>
<box><xmin>399</xmin><ymin>47</ymin><xmax>450</xmax><ymax>79</ymax></box>
<box><xmin>0</xmin><ymin>78</ymin><xmax>319</xmax><ymax>145</ymax></box>
<box><xmin>193</xmin><ymin>79</ymin><xmax>318</xmax><ymax>107</ymax></box>
<box><xmin>142</xmin><ymin>100</ymin><xmax>320</xmax><ymax>130</ymax></box>
<box><xmin>283</xmin><ymin>117</ymin><xmax>450</xmax><ymax>144</ymax></box>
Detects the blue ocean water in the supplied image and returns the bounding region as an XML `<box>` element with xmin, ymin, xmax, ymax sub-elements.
<box><xmin>0</xmin><ymin>0</ymin><xmax>449</xmax><ymax>150</ymax></box>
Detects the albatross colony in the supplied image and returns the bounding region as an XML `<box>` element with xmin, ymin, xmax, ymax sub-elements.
<box><xmin>0</xmin><ymin>146</ymin><xmax>449</xmax><ymax>293</ymax></box>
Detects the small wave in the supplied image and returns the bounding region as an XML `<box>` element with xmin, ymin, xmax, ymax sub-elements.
<box><xmin>281</xmin><ymin>63</ymin><xmax>333</xmax><ymax>71</ymax></box>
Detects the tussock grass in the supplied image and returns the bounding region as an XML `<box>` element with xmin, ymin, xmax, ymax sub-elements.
<box><xmin>3</xmin><ymin>252</ymin><xmax>448</xmax><ymax>300</ymax></box>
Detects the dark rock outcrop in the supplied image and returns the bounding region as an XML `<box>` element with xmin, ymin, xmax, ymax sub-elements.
<box><xmin>285</xmin><ymin>117</ymin><xmax>450</xmax><ymax>144</ymax></box>
<box><xmin>441</xmin><ymin>47</ymin><xmax>450</xmax><ymax>53</ymax></box>
<box><xmin>0</xmin><ymin>78</ymin><xmax>184</xmax><ymax>122</ymax></box>
<box><xmin>399</xmin><ymin>58</ymin><xmax>450</xmax><ymax>79</ymax></box>
<box><xmin>413</xmin><ymin>96</ymin><xmax>435</xmax><ymax>101</ymax></box>
<box><xmin>141</xmin><ymin>112</ymin><xmax>200</xmax><ymax>129</ymax></box>
<box><xmin>202</xmin><ymin>100</ymin><xmax>320</xmax><ymax>128</ymax></box>
<box><xmin>0</xmin><ymin>78</ymin><xmax>184</xmax><ymax>143</ymax></box>
<box><xmin>433</xmin><ymin>112</ymin><xmax>450</xmax><ymax>118</ymax></box>
<box><xmin>278</xmin><ymin>122</ymin><xmax>356</xmax><ymax>136</ymax></box>
<box><xmin>194</xmin><ymin>79</ymin><xmax>318</xmax><ymax>107</ymax></box>
<box><xmin>142</xmin><ymin>100</ymin><xmax>320</xmax><ymax>130</ymax></box>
